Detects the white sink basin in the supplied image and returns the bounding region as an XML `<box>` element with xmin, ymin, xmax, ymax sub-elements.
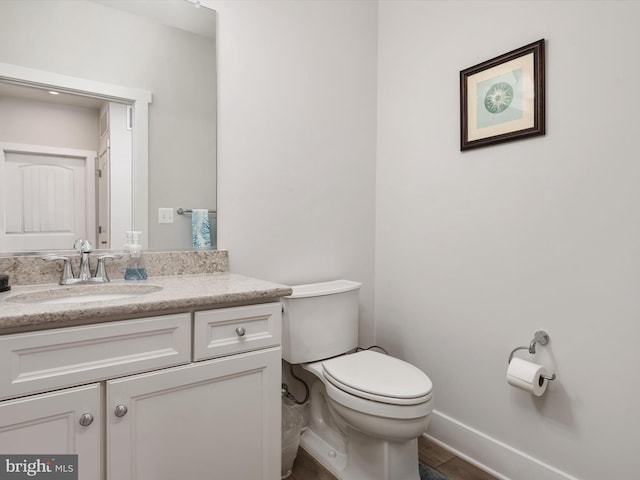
<box><xmin>4</xmin><ymin>284</ymin><xmax>163</xmax><ymax>305</ymax></box>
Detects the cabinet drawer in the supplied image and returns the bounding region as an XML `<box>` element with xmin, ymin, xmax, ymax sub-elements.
<box><xmin>193</xmin><ymin>303</ymin><xmax>281</xmax><ymax>361</ymax></box>
<box><xmin>0</xmin><ymin>314</ymin><xmax>191</xmax><ymax>400</ymax></box>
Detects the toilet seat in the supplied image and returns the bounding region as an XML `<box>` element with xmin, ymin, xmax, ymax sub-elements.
<box><xmin>322</xmin><ymin>350</ymin><xmax>432</xmax><ymax>406</ymax></box>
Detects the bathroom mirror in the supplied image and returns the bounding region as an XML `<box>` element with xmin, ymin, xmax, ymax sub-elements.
<box><xmin>0</xmin><ymin>0</ymin><xmax>217</xmax><ymax>254</ymax></box>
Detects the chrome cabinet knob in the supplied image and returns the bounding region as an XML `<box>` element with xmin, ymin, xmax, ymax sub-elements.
<box><xmin>114</xmin><ymin>404</ymin><xmax>128</xmax><ymax>417</ymax></box>
<box><xmin>235</xmin><ymin>326</ymin><xmax>246</xmax><ymax>337</ymax></box>
<box><xmin>79</xmin><ymin>413</ymin><xmax>94</xmax><ymax>426</ymax></box>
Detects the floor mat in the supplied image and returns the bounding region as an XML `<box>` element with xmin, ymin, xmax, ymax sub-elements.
<box><xmin>419</xmin><ymin>463</ymin><xmax>449</xmax><ymax>480</ymax></box>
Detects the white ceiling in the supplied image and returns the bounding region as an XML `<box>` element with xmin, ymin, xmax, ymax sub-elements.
<box><xmin>0</xmin><ymin>81</ymin><xmax>104</xmax><ymax>109</ymax></box>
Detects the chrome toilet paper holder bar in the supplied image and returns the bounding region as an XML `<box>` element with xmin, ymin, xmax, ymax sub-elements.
<box><xmin>508</xmin><ymin>330</ymin><xmax>556</xmax><ymax>381</ymax></box>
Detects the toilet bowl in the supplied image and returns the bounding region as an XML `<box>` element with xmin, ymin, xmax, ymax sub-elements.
<box><xmin>298</xmin><ymin>351</ymin><xmax>432</xmax><ymax>480</ymax></box>
<box><xmin>282</xmin><ymin>280</ymin><xmax>434</xmax><ymax>480</ymax></box>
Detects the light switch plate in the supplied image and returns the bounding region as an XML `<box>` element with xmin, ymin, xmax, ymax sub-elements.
<box><xmin>158</xmin><ymin>208</ymin><xmax>174</xmax><ymax>223</ymax></box>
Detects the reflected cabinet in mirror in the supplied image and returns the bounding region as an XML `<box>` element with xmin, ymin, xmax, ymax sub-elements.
<box><xmin>0</xmin><ymin>0</ymin><xmax>217</xmax><ymax>254</ymax></box>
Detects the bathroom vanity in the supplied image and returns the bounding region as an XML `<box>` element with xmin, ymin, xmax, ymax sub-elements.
<box><xmin>0</xmin><ymin>265</ymin><xmax>291</xmax><ymax>480</ymax></box>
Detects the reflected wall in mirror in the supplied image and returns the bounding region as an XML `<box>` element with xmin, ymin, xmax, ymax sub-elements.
<box><xmin>0</xmin><ymin>0</ymin><xmax>217</xmax><ymax>254</ymax></box>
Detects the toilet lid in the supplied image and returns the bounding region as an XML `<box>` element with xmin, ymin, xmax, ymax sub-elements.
<box><xmin>322</xmin><ymin>350</ymin><xmax>432</xmax><ymax>406</ymax></box>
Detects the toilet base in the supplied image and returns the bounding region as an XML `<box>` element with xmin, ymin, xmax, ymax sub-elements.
<box><xmin>299</xmin><ymin>427</ymin><xmax>421</xmax><ymax>480</ymax></box>
<box><xmin>299</xmin><ymin>428</ymin><xmax>347</xmax><ymax>474</ymax></box>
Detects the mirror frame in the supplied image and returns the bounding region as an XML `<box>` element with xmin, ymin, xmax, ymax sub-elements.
<box><xmin>0</xmin><ymin>62</ymin><xmax>152</xmax><ymax>249</ymax></box>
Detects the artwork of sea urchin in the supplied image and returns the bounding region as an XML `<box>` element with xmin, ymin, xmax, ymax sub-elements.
<box><xmin>484</xmin><ymin>82</ymin><xmax>514</xmax><ymax>114</ymax></box>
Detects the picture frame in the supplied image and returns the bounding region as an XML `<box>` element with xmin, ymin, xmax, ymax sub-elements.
<box><xmin>460</xmin><ymin>39</ymin><xmax>545</xmax><ymax>151</ymax></box>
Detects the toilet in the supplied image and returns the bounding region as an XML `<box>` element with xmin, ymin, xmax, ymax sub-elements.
<box><xmin>282</xmin><ymin>280</ymin><xmax>433</xmax><ymax>480</ymax></box>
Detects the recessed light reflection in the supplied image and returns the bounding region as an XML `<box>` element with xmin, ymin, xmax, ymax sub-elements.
<box><xmin>48</xmin><ymin>91</ymin><xmax>59</xmax><ymax>95</ymax></box>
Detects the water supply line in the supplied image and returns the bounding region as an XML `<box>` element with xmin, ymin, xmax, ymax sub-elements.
<box><xmin>282</xmin><ymin>364</ymin><xmax>309</xmax><ymax>405</ymax></box>
<box><xmin>356</xmin><ymin>345</ymin><xmax>389</xmax><ymax>355</ymax></box>
<box><xmin>282</xmin><ymin>345</ymin><xmax>390</xmax><ymax>404</ymax></box>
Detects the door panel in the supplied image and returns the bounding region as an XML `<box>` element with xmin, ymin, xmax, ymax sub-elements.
<box><xmin>107</xmin><ymin>348</ymin><xmax>281</xmax><ymax>480</ymax></box>
<box><xmin>0</xmin><ymin>383</ymin><xmax>101</xmax><ymax>480</ymax></box>
<box><xmin>0</xmin><ymin>144</ymin><xmax>96</xmax><ymax>251</ymax></box>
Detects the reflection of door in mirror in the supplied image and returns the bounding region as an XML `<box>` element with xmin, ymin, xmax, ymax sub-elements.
<box><xmin>98</xmin><ymin>106</ymin><xmax>110</xmax><ymax>248</ymax></box>
<box><xmin>0</xmin><ymin>84</ymin><xmax>133</xmax><ymax>251</ymax></box>
<box><xmin>96</xmin><ymin>103</ymin><xmax>133</xmax><ymax>249</ymax></box>
<box><xmin>0</xmin><ymin>144</ymin><xmax>95</xmax><ymax>251</ymax></box>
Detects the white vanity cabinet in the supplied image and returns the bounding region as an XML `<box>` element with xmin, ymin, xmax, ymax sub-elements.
<box><xmin>107</xmin><ymin>347</ymin><xmax>281</xmax><ymax>480</ymax></box>
<box><xmin>0</xmin><ymin>302</ymin><xmax>283</xmax><ymax>480</ymax></box>
<box><xmin>0</xmin><ymin>383</ymin><xmax>102</xmax><ymax>479</ymax></box>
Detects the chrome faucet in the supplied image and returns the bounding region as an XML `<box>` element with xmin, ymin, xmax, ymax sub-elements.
<box><xmin>43</xmin><ymin>239</ymin><xmax>121</xmax><ymax>285</ymax></box>
<box><xmin>74</xmin><ymin>239</ymin><xmax>93</xmax><ymax>281</ymax></box>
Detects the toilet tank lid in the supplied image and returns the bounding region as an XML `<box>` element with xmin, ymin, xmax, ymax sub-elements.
<box><xmin>285</xmin><ymin>279</ymin><xmax>362</xmax><ymax>299</ymax></box>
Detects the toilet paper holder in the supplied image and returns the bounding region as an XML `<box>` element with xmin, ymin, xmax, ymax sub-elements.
<box><xmin>508</xmin><ymin>330</ymin><xmax>556</xmax><ymax>381</ymax></box>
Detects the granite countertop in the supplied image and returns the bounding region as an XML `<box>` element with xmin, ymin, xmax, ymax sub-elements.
<box><xmin>0</xmin><ymin>273</ymin><xmax>292</xmax><ymax>334</ymax></box>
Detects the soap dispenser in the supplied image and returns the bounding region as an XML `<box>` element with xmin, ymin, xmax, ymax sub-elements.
<box><xmin>124</xmin><ymin>231</ymin><xmax>148</xmax><ymax>280</ymax></box>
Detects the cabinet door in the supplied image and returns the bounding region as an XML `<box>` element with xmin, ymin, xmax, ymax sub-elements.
<box><xmin>0</xmin><ymin>383</ymin><xmax>101</xmax><ymax>480</ymax></box>
<box><xmin>107</xmin><ymin>347</ymin><xmax>281</xmax><ymax>480</ymax></box>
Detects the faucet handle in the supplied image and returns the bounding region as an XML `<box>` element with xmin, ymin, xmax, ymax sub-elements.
<box><xmin>74</xmin><ymin>239</ymin><xmax>93</xmax><ymax>253</ymax></box>
<box><xmin>42</xmin><ymin>255</ymin><xmax>74</xmax><ymax>285</ymax></box>
<box><xmin>95</xmin><ymin>254</ymin><xmax>122</xmax><ymax>283</ymax></box>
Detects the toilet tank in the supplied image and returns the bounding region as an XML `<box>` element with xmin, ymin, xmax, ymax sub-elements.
<box><xmin>282</xmin><ymin>280</ymin><xmax>362</xmax><ymax>364</ymax></box>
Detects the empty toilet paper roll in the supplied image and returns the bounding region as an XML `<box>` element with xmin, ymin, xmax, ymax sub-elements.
<box><xmin>506</xmin><ymin>357</ymin><xmax>549</xmax><ymax>396</ymax></box>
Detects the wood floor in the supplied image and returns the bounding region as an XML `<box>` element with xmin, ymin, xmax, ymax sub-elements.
<box><xmin>288</xmin><ymin>436</ymin><xmax>499</xmax><ymax>480</ymax></box>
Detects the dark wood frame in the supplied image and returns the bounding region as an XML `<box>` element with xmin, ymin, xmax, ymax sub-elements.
<box><xmin>460</xmin><ymin>39</ymin><xmax>545</xmax><ymax>151</ymax></box>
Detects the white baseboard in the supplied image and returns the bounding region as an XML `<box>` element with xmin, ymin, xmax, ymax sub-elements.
<box><xmin>426</xmin><ymin>410</ymin><xmax>581</xmax><ymax>480</ymax></box>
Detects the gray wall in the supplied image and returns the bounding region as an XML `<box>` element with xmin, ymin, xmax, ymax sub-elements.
<box><xmin>0</xmin><ymin>97</ymin><xmax>99</xmax><ymax>150</ymax></box>
<box><xmin>210</xmin><ymin>0</ymin><xmax>379</xmax><ymax>346</ymax></box>
<box><xmin>376</xmin><ymin>2</ymin><xmax>639</xmax><ymax>479</ymax></box>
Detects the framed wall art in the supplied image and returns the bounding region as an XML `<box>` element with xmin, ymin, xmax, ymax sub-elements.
<box><xmin>460</xmin><ymin>39</ymin><xmax>545</xmax><ymax>151</ymax></box>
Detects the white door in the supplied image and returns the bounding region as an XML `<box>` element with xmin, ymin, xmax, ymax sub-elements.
<box><xmin>107</xmin><ymin>348</ymin><xmax>282</xmax><ymax>480</ymax></box>
<box><xmin>0</xmin><ymin>383</ymin><xmax>101</xmax><ymax>480</ymax></box>
<box><xmin>0</xmin><ymin>143</ymin><xmax>96</xmax><ymax>251</ymax></box>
